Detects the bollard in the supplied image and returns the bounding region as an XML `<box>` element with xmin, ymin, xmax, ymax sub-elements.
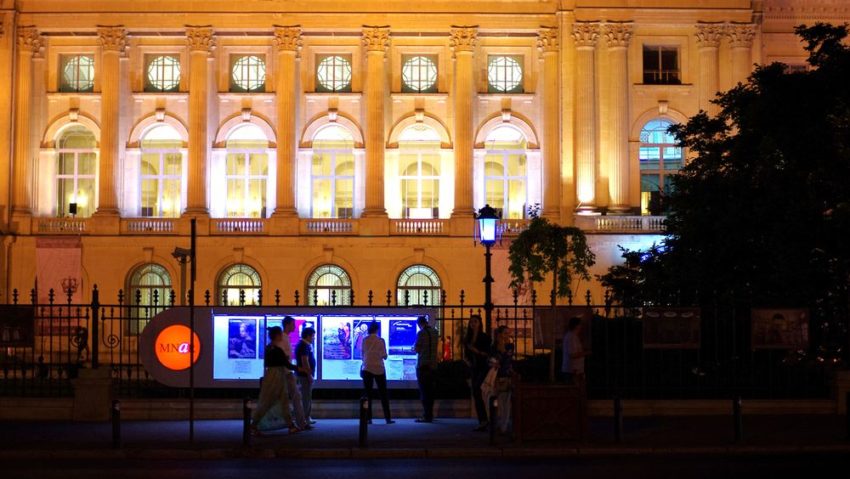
<box><xmin>733</xmin><ymin>396</ymin><xmax>743</xmax><ymax>442</ymax></box>
<box><xmin>489</xmin><ymin>396</ymin><xmax>498</xmax><ymax>446</ymax></box>
<box><xmin>359</xmin><ymin>396</ymin><xmax>369</xmax><ymax>448</ymax></box>
<box><xmin>243</xmin><ymin>397</ymin><xmax>251</xmax><ymax>447</ymax></box>
<box><xmin>614</xmin><ymin>396</ymin><xmax>623</xmax><ymax>443</ymax></box>
<box><xmin>111</xmin><ymin>399</ymin><xmax>121</xmax><ymax>449</ymax></box>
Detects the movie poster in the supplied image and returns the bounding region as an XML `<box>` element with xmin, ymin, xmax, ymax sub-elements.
<box><xmin>751</xmin><ymin>309</ymin><xmax>809</xmax><ymax>350</ymax></box>
<box><xmin>260</xmin><ymin>316</ymin><xmax>317</xmax><ymax>360</ymax></box>
<box><xmin>227</xmin><ymin>318</ymin><xmax>257</xmax><ymax>359</ymax></box>
<box><xmin>322</xmin><ymin>317</ymin><xmax>352</xmax><ymax>360</ymax></box>
<box><xmin>641</xmin><ymin>308</ymin><xmax>701</xmax><ymax>349</ymax></box>
<box><xmin>533</xmin><ymin>307</ymin><xmax>593</xmax><ymax>350</ymax></box>
<box><xmin>388</xmin><ymin>319</ymin><xmax>417</xmax><ymax>356</ymax></box>
<box><xmin>352</xmin><ymin>319</ymin><xmax>373</xmax><ymax>360</ymax></box>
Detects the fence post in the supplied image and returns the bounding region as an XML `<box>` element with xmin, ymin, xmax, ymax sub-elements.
<box><xmin>489</xmin><ymin>396</ymin><xmax>498</xmax><ymax>446</ymax></box>
<box><xmin>614</xmin><ymin>396</ymin><xmax>623</xmax><ymax>443</ymax></box>
<box><xmin>91</xmin><ymin>285</ymin><xmax>100</xmax><ymax>369</ymax></box>
<box><xmin>845</xmin><ymin>391</ymin><xmax>850</xmax><ymax>441</ymax></box>
<box><xmin>111</xmin><ymin>399</ymin><xmax>121</xmax><ymax>448</ymax></box>
<box><xmin>243</xmin><ymin>397</ymin><xmax>251</xmax><ymax>446</ymax></box>
<box><xmin>733</xmin><ymin>396</ymin><xmax>743</xmax><ymax>442</ymax></box>
<box><xmin>359</xmin><ymin>396</ymin><xmax>369</xmax><ymax>448</ymax></box>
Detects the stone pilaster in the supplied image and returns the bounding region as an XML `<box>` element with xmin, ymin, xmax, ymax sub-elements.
<box><xmin>184</xmin><ymin>26</ymin><xmax>215</xmax><ymax>217</ymax></box>
<box><xmin>538</xmin><ymin>26</ymin><xmax>561</xmax><ymax>221</ymax></box>
<box><xmin>94</xmin><ymin>26</ymin><xmax>126</xmax><ymax>218</ymax></box>
<box><xmin>10</xmin><ymin>26</ymin><xmax>42</xmax><ymax>231</ymax></box>
<box><xmin>572</xmin><ymin>22</ymin><xmax>599</xmax><ymax>213</ymax></box>
<box><xmin>361</xmin><ymin>26</ymin><xmax>390</xmax><ymax>220</ymax></box>
<box><xmin>727</xmin><ymin>23</ymin><xmax>755</xmax><ymax>85</ymax></box>
<box><xmin>603</xmin><ymin>22</ymin><xmax>632</xmax><ymax>213</ymax></box>
<box><xmin>450</xmin><ymin>26</ymin><xmax>477</xmax><ymax>221</ymax></box>
<box><xmin>696</xmin><ymin>23</ymin><xmax>723</xmax><ymax>115</ymax></box>
<box><xmin>272</xmin><ymin>25</ymin><xmax>301</xmax><ymax>222</ymax></box>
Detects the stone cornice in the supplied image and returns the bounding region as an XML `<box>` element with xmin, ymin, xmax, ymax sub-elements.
<box><xmin>186</xmin><ymin>26</ymin><xmax>216</xmax><ymax>53</ymax></box>
<box><xmin>17</xmin><ymin>25</ymin><xmax>43</xmax><ymax>56</ymax></box>
<box><xmin>273</xmin><ymin>25</ymin><xmax>302</xmax><ymax>54</ymax></box>
<box><xmin>537</xmin><ymin>26</ymin><xmax>559</xmax><ymax>53</ymax></box>
<box><xmin>361</xmin><ymin>25</ymin><xmax>390</xmax><ymax>53</ymax></box>
<box><xmin>572</xmin><ymin>22</ymin><xmax>600</xmax><ymax>49</ymax></box>
<box><xmin>449</xmin><ymin>25</ymin><xmax>478</xmax><ymax>54</ymax></box>
<box><xmin>603</xmin><ymin>22</ymin><xmax>632</xmax><ymax>49</ymax></box>
<box><xmin>695</xmin><ymin>23</ymin><xmax>724</xmax><ymax>49</ymax></box>
<box><xmin>97</xmin><ymin>26</ymin><xmax>127</xmax><ymax>54</ymax></box>
<box><xmin>727</xmin><ymin>23</ymin><xmax>756</xmax><ymax>49</ymax></box>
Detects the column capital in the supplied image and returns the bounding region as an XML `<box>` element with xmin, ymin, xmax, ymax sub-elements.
<box><xmin>603</xmin><ymin>22</ymin><xmax>633</xmax><ymax>49</ymax></box>
<box><xmin>450</xmin><ymin>25</ymin><xmax>478</xmax><ymax>54</ymax></box>
<box><xmin>695</xmin><ymin>22</ymin><xmax>724</xmax><ymax>49</ymax></box>
<box><xmin>362</xmin><ymin>25</ymin><xmax>390</xmax><ymax>53</ymax></box>
<box><xmin>97</xmin><ymin>26</ymin><xmax>127</xmax><ymax>54</ymax></box>
<box><xmin>186</xmin><ymin>26</ymin><xmax>216</xmax><ymax>53</ymax></box>
<box><xmin>726</xmin><ymin>23</ymin><xmax>756</xmax><ymax>49</ymax></box>
<box><xmin>17</xmin><ymin>26</ymin><xmax>43</xmax><ymax>56</ymax></box>
<box><xmin>273</xmin><ymin>25</ymin><xmax>302</xmax><ymax>54</ymax></box>
<box><xmin>537</xmin><ymin>26</ymin><xmax>560</xmax><ymax>53</ymax></box>
<box><xmin>572</xmin><ymin>22</ymin><xmax>600</xmax><ymax>49</ymax></box>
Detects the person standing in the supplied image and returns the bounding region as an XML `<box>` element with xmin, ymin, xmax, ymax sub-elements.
<box><xmin>361</xmin><ymin>321</ymin><xmax>395</xmax><ymax>424</ymax></box>
<box><xmin>296</xmin><ymin>327</ymin><xmax>317</xmax><ymax>425</ymax></box>
<box><xmin>413</xmin><ymin>315</ymin><xmax>439</xmax><ymax>423</ymax></box>
<box><xmin>492</xmin><ymin>325</ymin><xmax>514</xmax><ymax>434</ymax></box>
<box><xmin>562</xmin><ymin>317</ymin><xmax>589</xmax><ymax>387</ymax></box>
<box><xmin>463</xmin><ymin>314</ymin><xmax>491</xmax><ymax>431</ymax></box>
<box><xmin>281</xmin><ymin>316</ymin><xmax>309</xmax><ymax>430</ymax></box>
<box><xmin>250</xmin><ymin>326</ymin><xmax>298</xmax><ymax>435</ymax></box>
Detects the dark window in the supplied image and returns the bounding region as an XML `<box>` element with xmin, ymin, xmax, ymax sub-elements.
<box><xmin>643</xmin><ymin>46</ymin><xmax>680</xmax><ymax>85</ymax></box>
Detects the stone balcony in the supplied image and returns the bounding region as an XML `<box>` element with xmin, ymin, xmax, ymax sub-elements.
<box><xmin>573</xmin><ymin>214</ymin><xmax>667</xmax><ymax>233</ymax></box>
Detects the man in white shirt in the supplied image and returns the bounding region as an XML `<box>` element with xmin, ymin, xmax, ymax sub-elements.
<box><xmin>361</xmin><ymin>321</ymin><xmax>395</xmax><ymax>424</ymax></box>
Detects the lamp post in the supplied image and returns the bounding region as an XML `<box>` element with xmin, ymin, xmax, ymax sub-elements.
<box><xmin>476</xmin><ymin>204</ymin><xmax>500</xmax><ymax>332</ymax></box>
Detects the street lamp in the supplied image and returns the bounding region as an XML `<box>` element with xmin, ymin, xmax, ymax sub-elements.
<box><xmin>171</xmin><ymin>247</ymin><xmax>191</xmax><ymax>306</ymax></box>
<box><xmin>476</xmin><ymin>204</ymin><xmax>500</xmax><ymax>332</ymax></box>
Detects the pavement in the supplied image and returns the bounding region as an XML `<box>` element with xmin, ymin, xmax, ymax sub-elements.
<box><xmin>1</xmin><ymin>415</ymin><xmax>849</xmax><ymax>459</ymax></box>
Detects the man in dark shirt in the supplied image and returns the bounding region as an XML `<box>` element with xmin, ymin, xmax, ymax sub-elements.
<box><xmin>295</xmin><ymin>327</ymin><xmax>317</xmax><ymax>425</ymax></box>
<box><xmin>413</xmin><ymin>315</ymin><xmax>439</xmax><ymax>423</ymax></box>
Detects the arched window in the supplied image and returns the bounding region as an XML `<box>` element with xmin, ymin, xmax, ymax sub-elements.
<box><xmin>230</xmin><ymin>55</ymin><xmax>266</xmax><ymax>92</ymax></box>
<box><xmin>316</xmin><ymin>55</ymin><xmax>352</xmax><ymax>93</ymax></box>
<box><xmin>140</xmin><ymin>125</ymin><xmax>183</xmax><ymax>217</ymax></box>
<box><xmin>397</xmin><ymin>265</ymin><xmax>441</xmax><ymax>306</ymax></box>
<box><xmin>225</xmin><ymin>124</ymin><xmax>269</xmax><ymax>218</ymax></box>
<box><xmin>483</xmin><ymin>125</ymin><xmax>528</xmax><ymax>219</ymax></box>
<box><xmin>639</xmin><ymin>119</ymin><xmax>683</xmax><ymax>215</ymax></box>
<box><xmin>127</xmin><ymin>263</ymin><xmax>172</xmax><ymax>333</ymax></box>
<box><xmin>218</xmin><ymin>264</ymin><xmax>262</xmax><ymax>306</ymax></box>
<box><xmin>487</xmin><ymin>55</ymin><xmax>523</xmax><ymax>93</ymax></box>
<box><xmin>56</xmin><ymin>125</ymin><xmax>97</xmax><ymax>218</ymax></box>
<box><xmin>311</xmin><ymin>125</ymin><xmax>355</xmax><ymax>218</ymax></box>
<box><xmin>306</xmin><ymin>265</ymin><xmax>352</xmax><ymax>306</ymax></box>
<box><xmin>399</xmin><ymin>124</ymin><xmax>442</xmax><ymax>219</ymax></box>
<box><xmin>402</xmin><ymin>56</ymin><xmax>438</xmax><ymax>93</ymax></box>
<box><xmin>145</xmin><ymin>55</ymin><xmax>181</xmax><ymax>92</ymax></box>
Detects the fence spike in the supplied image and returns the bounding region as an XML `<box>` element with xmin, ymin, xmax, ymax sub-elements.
<box><xmin>12</xmin><ymin>289</ymin><xmax>18</xmax><ymax>305</ymax></box>
<box><xmin>368</xmin><ymin>290</ymin><xmax>374</xmax><ymax>306</ymax></box>
<box><xmin>386</xmin><ymin>290</ymin><xmax>392</xmax><ymax>306</ymax></box>
<box><xmin>585</xmin><ymin>289</ymin><xmax>592</xmax><ymax>306</ymax></box>
<box><xmin>204</xmin><ymin>289</ymin><xmax>211</xmax><ymax>306</ymax></box>
<box><xmin>295</xmin><ymin>290</ymin><xmax>300</xmax><ymax>306</ymax></box>
<box><xmin>257</xmin><ymin>289</ymin><xmax>263</xmax><ymax>306</ymax></box>
<box><xmin>239</xmin><ymin>289</ymin><xmax>246</xmax><ymax>306</ymax></box>
<box><xmin>275</xmin><ymin>289</ymin><xmax>280</xmax><ymax>306</ymax></box>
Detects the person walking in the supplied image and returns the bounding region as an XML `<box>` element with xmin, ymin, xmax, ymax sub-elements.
<box><xmin>492</xmin><ymin>325</ymin><xmax>514</xmax><ymax>434</ymax></box>
<box><xmin>413</xmin><ymin>315</ymin><xmax>439</xmax><ymax>423</ymax></box>
<box><xmin>562</xmin><ymin>317</ymin><xmax>590</xmax><ymax>387</ymax></box>
<box><xmin>250</xmin><ymin>326</ymin><xmax>299</xmax><ymax>435</ymax></box>
<box><xmin>296</xmin><ymin>327</ymin><xmax>317</xmax><ymax>425</ymax></box>
<box><xmin>463</xmin><ymin>314</ymin><xmax>491</xmax><ymax>431</ymax></box>
<box><xmin>281</xmin><ymin>316</ymin><xmax>310</xmax><ymax>430</ymax></box>
<box><xmin>361</xmin><ymin>321</ymin><xmax>395</xmax><ymax>424</ymax></box>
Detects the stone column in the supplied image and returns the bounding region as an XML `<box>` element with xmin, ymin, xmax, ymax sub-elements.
<box><xmin>360</xmin><ymin>26</ymin><xmax>390</xmax><ymax>219</ymax></box>
<box><xmin>11</xmin><ymin>26</ymin><xmax>42</xmax><ymax>226</ymax></box>
<box><xmin>571</xmin><ymin>22</ymin><xmax>599</xmax><ymax>213</ymax></box>
<box><xmin>696</xmin><ymin>23</ymin><xmax>723</xmax><ymax>115</ymax></box>
<box><xmin>272</xmin><ymin>25</ymin><xmax>301</xmax><ymax>219</ymax></box>
<box><xmin>184</xmin><ymin>26</ymin><xmax>215</xmax><ymax>217</ymax></box>
<box><xmin>727</xmin><ymin>23</ymin><xmax>755</xmax><ymax>85</ymax></box>
<box><xmin>94</xmin><ymin>26</ymin><xmax>126</xmax><ymax>217</ymax></box>
<box><xmin>603</xmin><ymin>23</ymin><xmax>632</xmax><ymax>213</ymax></box>
<box><xmin>450</xmin><ymin>26</ymin><xmax>477</xmax><ymax>220</ymax></box>
<box><xmin>538</xmin><ymin>27</ymin><xmax>561</xmax><ymax>221</ymax></box>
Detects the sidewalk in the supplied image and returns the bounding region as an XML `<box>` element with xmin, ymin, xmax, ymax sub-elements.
<box><xmin>1</xmin><ymin>415</ymin><xmax>848</xmax><ymax>459</ymax></box>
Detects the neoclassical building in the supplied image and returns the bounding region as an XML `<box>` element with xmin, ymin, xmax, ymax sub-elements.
<box><xmin>0</xmin><ymin>0</ymin><xmax>847</xmax><ymax>307</ymax></box>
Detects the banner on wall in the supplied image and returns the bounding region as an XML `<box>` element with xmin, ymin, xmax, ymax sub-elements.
<box><xmin>492</xmin><ymin>247</ymin><xmax>533</xmax><ymax>305</ymax></box>
<box><xmin>533</xmin><ymin>306</ymin><xmax>593</xmax><ymax>350</ymax></box>
<box><xmin>641</xmin><ymin>308</ymin><xmax>701</xmax><ymax>349</ymax></box>
<box><xmin>35</xmin><ymin>237</ymin><xmax>82</xmax><ymax>304</ymax></box>
<box><xmin>751</xmin><ymin>308</ymin><xmax>809</xmax><ymax>350</ymax></box>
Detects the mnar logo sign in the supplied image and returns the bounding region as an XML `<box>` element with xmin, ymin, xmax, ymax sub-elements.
<box><xmin>155</xmin><ymin>325</ymin><xmax>201</xmax><ymax>371</ymax></box>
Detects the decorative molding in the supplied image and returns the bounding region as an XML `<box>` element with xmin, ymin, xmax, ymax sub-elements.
<box><xmin>273</xmin><ymin>25</ymin><xmax>302</xmax><ymax>54</ymax></box>
<box><xmin>572</xmin><ymin>22</ymin><xmax>600</xmax><ymax>49</ymax></box>
<box><xmin>97</xmin><ymin>26</ymin><xmax>127</xmax><ymax>54</ymax></box>
<box><xmin>0</xmin><ymin>13</ymin><xmax>5</xmax><ymax>38</ymax></box>
<box><xmin>695</xmin><ymin>23</ymin><xmax>724</xmax><ymax>49</ymax></box>
<box><xmin>449</xmin><ymin>25</ymin><xmax>478</xmax><ymax>54</ymax></box>
<box><xmin>361</xmin><ymin>25</ymin><xmax>390</xmax><ymax>53</ymax></box>
<box><xmin>186</xmin><ymin>26</ymin><xmax>216</xmax><ymax>53</ymax></box>
<box><xmin>603</xmin><ymin>22</ymin><xmax>633</xmax><ymax>49</ymax></box>
<box><xmin>17</xmin><ymin>26</ymin><xmax>43</xmax><ymax>56</ymax></box>
<box><xmin>727</xmin><ymin>23</ymin><xmax>756</xmax><ymax>49</ymax></box>
<box><xmin>537</xmin><ymin>26</ymin><xmax>559</xmax><ymax>53</ymax></box>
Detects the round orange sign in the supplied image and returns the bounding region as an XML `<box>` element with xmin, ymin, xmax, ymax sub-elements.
<box><xmin>154</xmin><ymin>325</ymin><xmax>201</xmax><ymax>371</ymax></box>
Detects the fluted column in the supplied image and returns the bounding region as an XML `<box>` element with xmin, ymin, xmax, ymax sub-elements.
<box><xmin>361</xmin><ymin>26</ymin><xmax>390</xmax><ymax>218</ymax></box>
<box><xmin>696</xmin><ymin>23</ymin><xmax>723</xmax><ymax>115</ymax></box>
<box><xmin>450</xmin><ymin>26</ymin><xmax>477</xmax><ymax>219</ymax></box>
<box><xmin>603</xmin><ymin>23</ymin><xmax>632</xmax><ymax>213</ymax></box>
<box><xmin>11</xmin><ymin>26</ymin><xmax>42</xmax><ymax>221</ymax></box>
<box><xmin>185</xmin><ymin>26</ymin><xmax>215</xmax><ymax>216</ymax></box>
<box><xmin>94</xmin><ymin>26</ymin><xmax>126</xmax><ymax>216</ymax></box>
<box><xmin>272</xmin><ymin>26</ymin><xmax>301</xmax><ymax>218</ymax></box>
<box><xmin>727</xmin><ymin>23</ymin><xmax>755</xmax><ymax>84</ymax></box>
<box><xmin>538</xmin><ymin>27</ymin><xmax>561</xmax><ymax>221</ymax></box>
<box><xmin>572</xmin><ymin>22</ymin><xmax>599</xmax><ymax>213</ymax></box>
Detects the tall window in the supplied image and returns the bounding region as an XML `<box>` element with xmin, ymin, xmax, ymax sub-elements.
<box><xmin>487</xmin><ymin>55</ymin><xmax>523</xmax><ymax>93</ymax></box>
<box><xmin>311</xmin><ymin>125</ymin><xmax>355</xmax><ymax>218</ymax></box>
<box><xmin>399</xmin><ymin>124</ymin><xmax>442</xmax><ymax>219</ymax></box>
<box><xmin>56</xmin><ymin>125</ymin><xmax>97</xmax><ymax>218</ymax></box>
<box><xmin>145</xmin><ymin>55</ymin><xmax>181</xmax><ymax>92</ymax></box>
<box><xmin>306</xmin><ymin>265</ymin><xmax>352</xmax><ymax>306</ymax></box>
<box><xmin>59</xmin><ymin>55</ymin><xmax>95</xmax><ymax>92</ymax></box>
<box><xmin>225</xmin><ymin>124</ymin><xmax>269</xmax><ymax>218</ymax></box>
<box><xmin>642</xmin><ymin>46</ymin><xmax>680</xmax><ymax>84</ymax></box>
<box><xmin>316</xmin><ymin>55</ymin><xmax>352</xmax><ymax>93</ymax></box>
<box><xmin>483</xmin><ymin>126</ymin><xmax>528</xmax><ymax>219</ymax></box>
<box><xmin>397</xmin><ymin>265</ymin><xmax>441</xmax><ymax>306</ymax></box>
<box><xmin>127</xmin><ymin>263</ymin><xmax>172</xmax><ymax>333</ymax></box>
<box><xmin>402</xmin><ymin>55</ymin><xmax>438</xmax><ymax>93</ymax></box>
<box><xmin>140</xmin><ymin>125</ymin><xmax>183</xmax><ymax>217</ymax></box>
<box><xmin>218</xmin><ymin>264</ymin><xmax>262</xmax><ymax>306</ymax></box>
<box><xmin>640</xmin><ymin>119</ymin><xmax>683</xmax><ymax>215</ymax></box>
<box><xmin>230</xmin><ymin>55</ymin><xmax>266</xmax><ymax>92</ymax></box>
